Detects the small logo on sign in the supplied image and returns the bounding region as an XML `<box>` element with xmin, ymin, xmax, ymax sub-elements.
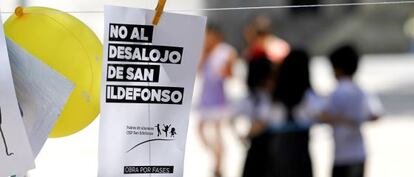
<box><xmin>126</xmin><ymin>123</ymin><xmax>177</xmax><ymax>153</ymax></box>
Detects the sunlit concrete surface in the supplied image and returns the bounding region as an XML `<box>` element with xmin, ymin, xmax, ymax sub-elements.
<box><xmin>28</xmin><ymin>56</ymin><xmax>414</xmax><ymax>177</ymax></box>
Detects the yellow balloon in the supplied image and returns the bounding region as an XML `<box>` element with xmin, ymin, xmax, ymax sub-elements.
<box><xmin>5</xmin><ymin>7</ymin><xmax>102</xmax><ymax>138</ymax></box>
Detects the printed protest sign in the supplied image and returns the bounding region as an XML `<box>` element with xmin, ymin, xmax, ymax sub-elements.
<box><xmin>99</xmin><ymin>5</ymin><xmax>206</xmax><ymax>177</ymax></box>
<box><xmin>0</xmin><ymin>14</ymin><xmax>35</xmax><ymax>176</ymax></box>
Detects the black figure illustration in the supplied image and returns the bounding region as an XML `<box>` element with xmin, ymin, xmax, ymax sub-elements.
<box><xmin>126</xmin><ymin>124</ymin><xmax>177</xmax><ymax>153</ymax></box>
<box><xmin>162</xmin><ymin>124</ymin><xmax>171</xmax><ymax>138</ymax></box>
<box><xmin>155</xmin><ymin>124</ymin><xmax>161</xmax><ymax>137</ymax></box>
<box><xmin>170</xmin><ymin>127</ymin><xmax>177</xmax><ymax>138</ymax></box>
<box><xmin>0</xmin><ymin>107</ymin><xmax>14</xmax><ymax>156</ymax></box>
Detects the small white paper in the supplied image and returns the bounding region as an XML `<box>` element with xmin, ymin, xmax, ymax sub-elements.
<box><xmin>99</xmin><ymin>5</ymin><xmax>206</xmax><ymax>177</ymax></box>
<box><xmin>7</xmin><ymin>38</ymin><xmax>74</xmax><ymax>157</ymax></box>
<box><xmin>0</xmin><ymin>14</ymin><xmax>35</xmax><ymax>176</ymax></box>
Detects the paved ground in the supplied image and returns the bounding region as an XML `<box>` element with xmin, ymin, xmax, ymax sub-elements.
<box><xmin>28</xmin><ymin>55</ymin><xmax>414</xmax><ymax>177</ymax></box>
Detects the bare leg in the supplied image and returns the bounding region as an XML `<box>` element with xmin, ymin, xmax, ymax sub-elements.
<box><xmin>213</xmin><ymin>121</ymin><xmax>223</xmax><ymax>177</ymax></box>
<box><xmin>198</xmin><ymin>120</ymin><xmax>212</xmax><ymax>149</ymax></box>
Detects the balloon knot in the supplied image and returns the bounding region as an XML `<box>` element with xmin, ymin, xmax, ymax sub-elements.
<box><xmin>15</xmin><ymin>7</ymin><xmax>24</xmax><ymax>17</ymax></box>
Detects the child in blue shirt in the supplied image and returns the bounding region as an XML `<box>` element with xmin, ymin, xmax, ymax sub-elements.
<box><xmin>321</xmin><ymin>45</ymin><xmax>383</xmax><ymax>177</ymax></box>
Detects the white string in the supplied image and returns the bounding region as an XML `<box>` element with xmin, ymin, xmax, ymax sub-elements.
<box><xmin>171</xmin><ymin>0</ymin><xmax>414</xmax><ymax>12</ymax></box>
<box><xmin>1</xmin><ymin>0</ymin><xmax>414</xmax><ymax>14</ymax></box>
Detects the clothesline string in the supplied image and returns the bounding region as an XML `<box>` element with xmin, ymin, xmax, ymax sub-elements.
<box><xmin>0</xmin><ymin>0</ymin><xmax>414</xmax><ymax>14</ymax></box>
<box><xmin>174</xmin><ymin>0</ymin><xmax>414</xmax><ymax>12</ymax></box>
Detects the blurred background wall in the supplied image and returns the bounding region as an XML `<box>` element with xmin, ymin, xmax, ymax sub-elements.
<box><xmin>205</xmin><ymin>0</ymin><xmax>414</xmax><ymax>55</ymax></box>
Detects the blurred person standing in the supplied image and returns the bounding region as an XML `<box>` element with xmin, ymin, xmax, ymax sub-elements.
<box><xmin>243</xmin><ymin>16</ymin><xmax>290</xmax><ymax>64</ymax></box>
<box><xmin>320</xmin><ymin>45</ymin><xmax>383</xmax><ymax>177</ymax></box>
<box><xmin>266</xmin><ymin>49</ymin><xmax>324</xmax><ymax>177</ymax></box>
<box><xmin>230</xmin><ymin>57</ymin><xmax>274</xmax><ymax>177</ymax></box>
<box><xmin>197</xmin><ymin>24</ymin><xmax>237</xmax><ymax>177</ymax></box>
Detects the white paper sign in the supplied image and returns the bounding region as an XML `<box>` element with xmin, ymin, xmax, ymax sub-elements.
<box><xmin>0</xmin><ymin>14</ymin><xmax>35</xmax><ymax>176</ymax></box>
<box><xmin>99</xmin><ymin>5</ymin><xmax>206</xmax><ymax>177</ymax></box>
<box><xmin>7</xmin><ymin>38</ymin><xmax>74</xmax><ymax>157</ymax></box>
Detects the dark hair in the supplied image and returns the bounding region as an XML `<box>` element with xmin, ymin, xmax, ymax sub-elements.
<box><xmin>273</xmin><ymin>49</ymin><xmax>311</xmax><ymax>120</ymax></box>
<box><xmin>247</xmin><ymin>57</ymin><xmax>273</xmax><ymax>94</ymax></box>
<box><xmin>329</xmin><ymin>45</ymin><xmax>359</xmax><ymax>76</ymax></box>
<box><xmin>206</xmin><ymin>23</ymin><xmax>222</xmax><ymax>36</ymax></box>
<box><xmin>255</xmin><ymin>16</ymin><xmax>272</xmax><ymax>35</ymax></box>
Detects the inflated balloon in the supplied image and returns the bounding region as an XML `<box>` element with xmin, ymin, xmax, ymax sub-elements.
<box><xmin>5</xmin><ymin>7</ymin><xmax>102</xmax><ymax>137</ymax></box>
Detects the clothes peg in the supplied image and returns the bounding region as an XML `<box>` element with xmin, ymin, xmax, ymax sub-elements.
<box><xmin>152</xmin><ymin>0</ymin><xmax>167</xmax><ymax>25</ymax></box>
